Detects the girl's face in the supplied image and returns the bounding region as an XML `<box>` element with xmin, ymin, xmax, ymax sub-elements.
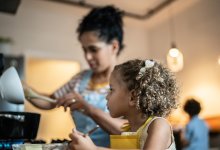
<box><xmin>106</xmin><ymin>71</ymin><xmax>131</xmax><ymax>118</ymax></box>
<box><xmin>79</xmin><ymin>31</ymin><xmax>118</xmax><ymax>73</ymax></box>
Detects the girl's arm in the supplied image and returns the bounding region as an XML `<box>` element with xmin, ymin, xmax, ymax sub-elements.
<box><xmin>143</xmin><ymin>118</ymin><xmax>172</xmax><ymax>150</ymax></box>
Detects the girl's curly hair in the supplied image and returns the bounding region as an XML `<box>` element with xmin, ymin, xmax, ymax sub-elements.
<box><xmin>114</xmin><ymin>59</ymin><xmax>179</xmax><ymax>117</ymax></box>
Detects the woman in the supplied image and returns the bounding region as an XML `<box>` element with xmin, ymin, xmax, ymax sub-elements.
<box><xmin>25</xmin><ymin>6</ymin><xmax>126</xmax><ymax>147</ymax></box>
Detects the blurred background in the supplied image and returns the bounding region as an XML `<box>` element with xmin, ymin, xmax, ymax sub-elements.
<box><xmin>0</xmin><ymin>0</ymin><xmax>220</xmax><ymax>148</ymax></box>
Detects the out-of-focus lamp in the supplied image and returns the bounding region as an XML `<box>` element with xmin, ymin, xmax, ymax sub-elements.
<box><xmin>218</xmin><ymin>56</ymin><xmax>220</xmax><ymax>65</ymax></box>
<box><xmin>167</xmin><ymin>42</ymin><xmax>184</xmax><ymax>72</ymax></box>
<box><xmin>166</xmin><ymin>6</ymin><xmax>184</xmax><ymax>72</ymax></box>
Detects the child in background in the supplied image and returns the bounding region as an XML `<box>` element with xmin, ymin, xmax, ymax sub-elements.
<box><xmin>69</xmin><ymin>59</ymin><xmax>179</xmax><ymax>150</ymax></box>
<box><xmin>181</xmin><ymin>98</ymin><xmax>209</xmax><ymax>150</ymax></box>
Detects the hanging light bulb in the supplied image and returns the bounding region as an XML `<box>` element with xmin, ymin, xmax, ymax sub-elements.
<box><xmin>218</xmin><ymin>56</ymin><xmax>220</xmax><ymax>65</ymax></box>
<box><xmin>167</xmin><ymin>42</ymin><xmax>183</xmax><ymax>72</ymax></box>
<box><xmin>166</xmin><ymin>6</ymin><xmax>184</xmax><ymax>72</ymax></box>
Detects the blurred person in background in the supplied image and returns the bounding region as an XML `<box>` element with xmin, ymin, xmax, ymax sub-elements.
<box><xmin>181</xmin><ymin>98</ymin><xmax>209</xmax><ymax>150</ymax></box>
<box><xmin>24</xmin><ymin>5</ymin><xmax>126</xmax><ymax>147</ymax></box>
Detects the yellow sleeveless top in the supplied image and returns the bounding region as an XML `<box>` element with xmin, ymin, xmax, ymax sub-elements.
<box><xmin>110</xmin><ymin>117</ymin><xmax>176</xmax><ymax>150</ymax></box>
<box><xmin>110</xmin><ymin>117</ymin><xmax>153</xmax><ymax>149</ymax></box>
<box><xmin>138</xmin><ymin>117</ymin><xmax>176</xmax><ymax>150</ymax></box>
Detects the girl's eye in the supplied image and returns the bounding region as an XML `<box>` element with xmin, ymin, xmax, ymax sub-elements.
<box><xmin>108</xmin><ymin>87</ymin><xmax>113</xmax><ymax>93</ymax></box>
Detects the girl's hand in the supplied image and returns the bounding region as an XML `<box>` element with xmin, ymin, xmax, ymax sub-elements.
<box><xmin>68</xmin><ymin>128</ymin><xmax>97</xmax><ymax>150</ymax></box>
<box><xmin>56</xmin><ymin>92</ymin><xmax>87</xmax><ymax>112</ymax></box>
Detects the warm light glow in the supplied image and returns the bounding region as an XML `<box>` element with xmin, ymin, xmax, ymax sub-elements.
<box><xmin>218</xmin><ymin>56</ymin><xmax>220</xmax><ymax>65</ymax></box>
<box><xmin>188</xmin><ymin>84</ymin><xmax>220</xmax><ymax>117</ymax></box>
<box><xmin>167</xmin><ymin>47</ymin><xmax>184</xmax><ymax>72</ymax></box>
<box><xmin>169</xmin><ymin>48</ymin><xmax>179</xmax><ymax>57</ymax></box>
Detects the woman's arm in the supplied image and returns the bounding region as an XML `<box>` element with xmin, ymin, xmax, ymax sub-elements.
<box><xmin>27</xmin><ymin>96</ymin><xmax>56</xmax><ymax>110</ymax></box>
<box><xmin>23</xmin><ymin>84</ymin><xmax>56</xmax><ymax>110</ymax></box>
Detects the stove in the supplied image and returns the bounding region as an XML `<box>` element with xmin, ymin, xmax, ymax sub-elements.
<box><xmin>0</xmin><ymin>112</ymin><xmax>41</xmax><ymax>150</ymax></box>
<box><xmin>0</xmin><ymin>139</ymin><xmax>23</xmax><ymax>150</ymax></box>
<box><xmin>0</xmin><ymin>139</ymin><xmax>69</xmax><ymax>150</ymax></box>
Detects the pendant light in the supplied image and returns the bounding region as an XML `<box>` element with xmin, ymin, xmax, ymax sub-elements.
<box><xmin>166</xmin><ymin>5</ymin><xmax>183</xmax><ymax>72</ymax></box>
<box><xmin>218</xmin><ymin>56</ymin><xmax>220</xmax><ymax>65</ymax></box>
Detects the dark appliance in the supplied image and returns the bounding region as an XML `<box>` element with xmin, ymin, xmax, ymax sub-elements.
<box><xmin>0</xmin><ymin>112</ymin><xmax>41</xmax><ymax>149</ymax></box>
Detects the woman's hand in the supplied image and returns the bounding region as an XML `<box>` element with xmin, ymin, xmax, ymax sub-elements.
<box><xmin>68</xmin><ymin>128</ymin><xmax>97</xmax><ymax>150</ymax></box>
<box><xmin>56</xmin><ymin>92</ymin><xmax>88</xmax><ymax>112</ymax></box>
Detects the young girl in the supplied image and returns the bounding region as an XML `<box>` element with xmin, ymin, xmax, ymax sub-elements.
<box><xmin>69</xmin><ymin>59</ymin><xmax>179</xmax><ymax>150</ymax></box>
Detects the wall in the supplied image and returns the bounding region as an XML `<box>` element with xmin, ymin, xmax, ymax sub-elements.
<box><xmin>0</xmin><ymin>0</ymin><xmax>149</xmax><ymax>67</ymax></box>
<box><xmin>146</xmin><ymin>0</ymin><xmax>220</xmax><ymax>122</ymax></box>
<box><xmin>25</xmin><ymin>57</ymin><xmax>80</xmax><ymax>142</ymax></box>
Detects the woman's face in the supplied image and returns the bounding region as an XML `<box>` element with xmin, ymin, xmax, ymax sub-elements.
<box><xmin>106</xmin><ymin>71</ymin><xmax>131</xmax><ymax>118</ymax></box>
<box><xmin>79</xmin><ymin>31</ymin><xmax>118</xmax><ymax>73</ymax></box>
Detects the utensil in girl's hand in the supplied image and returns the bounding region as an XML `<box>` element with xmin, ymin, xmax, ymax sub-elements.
<box><xmin>84</xmin><ymin>125</ymin><xmax>99</xmax><ymax>136</ymax></box>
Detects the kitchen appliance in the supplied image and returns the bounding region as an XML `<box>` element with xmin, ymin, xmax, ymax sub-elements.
<box><xmin>0</xmin><ymin>54</ymin><xmax>24</xmax><ymax>112</ymax></box>
<box><xmin>0</xmin><ymin>112</ymin><xmax>41</xmax><ymax>150</ymax></box>
<box><xmin>0</xmin><ymin>66</ymin><xmax>25</xmax><ymax>104</ymax></box>
<box><xmin>0</xmin><ymin>65</ymin><xmax>41</xmax><ymax>150</ymax></box>
<box><xmin>0</xmin><ymin>112</ymin><xmax>40</xmax><ymax>139</ymax></box>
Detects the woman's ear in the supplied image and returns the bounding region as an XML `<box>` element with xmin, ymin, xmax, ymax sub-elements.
<box><xmin>128</xmin><ymin>90</ymin><xmax>137</xmax><ymax>107</ymax></box>
<box><xmin>111</xmin><ymin>39</ymin><xmax>119</xmax><ymax>55</ymax></box>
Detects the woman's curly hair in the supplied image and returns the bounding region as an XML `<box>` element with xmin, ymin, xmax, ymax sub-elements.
<box><xmin>77</xmin><ymin>5</ymin><xmax>124</xmax><ymax>55</ymax></box>
<box><xmin>114</xmin><ymin>59</ymin><xmax>179</xmax><ymax>117</ymax></box>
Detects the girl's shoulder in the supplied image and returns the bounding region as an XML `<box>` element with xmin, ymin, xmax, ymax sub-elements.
<box><xmin>148</xmin><ymin>117</ymin><xmax>176</xmax><ymax>150</ymax></box>
<box><xmin>140</xmin><ymin>117</ymin><xmax>175</xmax><ymax>150</ymax></box>
<box><xmin>149</xmin><ymin>117</ymin><xmax>171</xmax><ymax>126</ymax></box>
<box><xmin>146</xmin><ymin>117</ymin><xmax>171</xmax><ymax>134</ymax></box>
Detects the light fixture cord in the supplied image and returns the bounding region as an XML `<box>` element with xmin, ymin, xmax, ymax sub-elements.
<box><xmin>168</xmin><ymin>5</ymin><xmax>176</xmax><ymax>48</ymax></box>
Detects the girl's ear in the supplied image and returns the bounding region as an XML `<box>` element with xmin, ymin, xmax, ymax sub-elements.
<box><xmin>128</xmin><ymin>90</ymin><xmax>137</xmax><ymax>107</ymax></box>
